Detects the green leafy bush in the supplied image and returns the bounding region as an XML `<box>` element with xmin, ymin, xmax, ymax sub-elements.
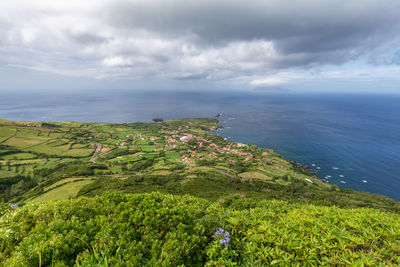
<box><xmin>1</xmin><ymin>193</ymin><xmax>400</xmax><ymax>266</ymax></box>
<box><xmin>209</xmin><ymin>200</ymin><xmax>400</xmax><ymax>265</ymax></box>
<box><xmin>0</xmin><ymin>193</ymin><xmax>209</xmax><ymax>266</ymax></box>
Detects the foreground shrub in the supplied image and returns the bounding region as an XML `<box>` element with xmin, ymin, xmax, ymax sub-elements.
<box><xmin>1</xmin><ymin>193</ymin><xmax>400</xmax><ymax>266</ymax></box>
<box><xmin>216</xmin><ymin>201</ymin><xmax>400</xmax><ymax>265</ymax></box>
<box><xmin>0</xmin><ymin>193</ymin><xmax>209</xmax><ymax>266</ymax></box>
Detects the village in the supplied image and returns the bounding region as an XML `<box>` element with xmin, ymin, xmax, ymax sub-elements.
<box><xmin>73</xmin><ymin>118</ymin><xmax>309</xmax><ymax>188</ymax></box>
<box><xmin>86</xmin><ymin>123</ymin><xmax>274</xmax><ymax>167</ymax></box>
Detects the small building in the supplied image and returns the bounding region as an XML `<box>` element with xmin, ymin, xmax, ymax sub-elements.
<box><xmin>180</xmin><ymin>136</ymin><xmax>189</xmax><ymax>142</ymax></box>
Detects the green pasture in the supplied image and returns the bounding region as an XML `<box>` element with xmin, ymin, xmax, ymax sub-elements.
<box><xmin>0</xmin><ymin>127</ymin><xmax>16</xmax><ymax>142</ymax></box>
<box><xmin>0</xmin><ymin>153</ymin><xmax>36</xmax><ymax>160</ymax></box>
<box><xmin>31</xmin><ymin>180</ymin><xmax>94</xmax><ymax>202</ymax></box>
<box><xmin>44</xmin><ymin>177</ymin><xmax>93</xmax><ymax>191</ymax></box>
<box><xmin>108</xmin><ymin>153</ymin><xmax>144</xmax><ymax>163</ymax></box>
<box><xmin>0</xmin><ymin>170</ymin><xmax>15</xmax><ymax>178</ymax></box>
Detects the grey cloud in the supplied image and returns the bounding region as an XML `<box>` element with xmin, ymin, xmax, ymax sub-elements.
<box><xmin>1</xmin><ymin>0</ymin><xmax>400</xmax><ymax>86</ymax></box>
<box><xmin>70</xmin><ymin>33</ymin><xmax>109</xmax><ymax>45</ymax></box>
<box><xmin>174</xmin><ymin>73</ymin><xmax>208</xmax><ymax>80</ymax></box>
<box><xmin>106</xmin><ymin>1</ymin><xmax>400</xmax><ymax>45</ymax></box>
<box><xmin>98</xmin><ymin>0</ymin><xmax>400</xmax><ymax>71</ymax></box>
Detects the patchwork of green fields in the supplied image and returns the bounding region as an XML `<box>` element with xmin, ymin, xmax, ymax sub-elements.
<box><xmin>0</xmin><ymin>118</ymin><xmax>399</xmax><ymax>214</ymax></box>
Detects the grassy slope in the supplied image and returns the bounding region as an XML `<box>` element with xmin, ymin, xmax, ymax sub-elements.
<box><xmin>31</xmin><ymin>179</ymin><xmax>93</xmax><ymax>202</ymax></box>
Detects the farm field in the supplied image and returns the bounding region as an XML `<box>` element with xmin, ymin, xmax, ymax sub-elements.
<box><xmin>31</xmin><ymin>179</ymin><xmax>93</xmax><ymax>202</ymax></box>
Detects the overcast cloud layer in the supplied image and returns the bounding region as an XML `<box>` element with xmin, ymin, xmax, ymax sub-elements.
<box><xmin>1</xmin><ymin>0</ymin><xmax>400</xmax><ymax>90</ymax></box>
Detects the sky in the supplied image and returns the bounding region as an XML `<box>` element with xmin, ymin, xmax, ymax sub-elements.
<box><xmin>1</xmin><ymin>0</ymin><xmax>400</xmax><ymax>93</ymax></box>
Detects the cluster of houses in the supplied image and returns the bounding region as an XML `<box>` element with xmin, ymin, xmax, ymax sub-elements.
<box><xmin>86</xmin><ymin>127</ymin><xmax>275</xmax><ymax>168</ymax></box>
<box><xmin>165</xmin><ymin>135</ymin><xmax>178</xmax><ymax>149</ymax></box>
<box><xmin>160</xmin><ymin>132</ymin><xmax>272</xmax><ymax>165</ymax></box>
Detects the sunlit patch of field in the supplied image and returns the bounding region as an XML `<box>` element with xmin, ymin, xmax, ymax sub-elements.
<box><xmin>257</xmin><ymin>166</ymin><xmax>288</xmax><ymax>177</ymax></box>
<box><xmin>47</xmin><ymin>139</ymin><xmax>69</xmax><ymax>147</ymax></box>
<box><xmin>108</xmin><ymin>152</ymin><xmax>143</xmax><ymax>162</ymax></box>
<box><xmin>0</xmin><ymin>153</ymin><xmax>36</xmax><ymax>160</ymax></box>
<box><xmin>150</xmin><ymin>170</ymin><xmax>172</xmax><ymax>176</ymax></box>
<box><xmin>47</xmin><ymin>132</ymin><xmax>65</xmax><ymax>138</ymax></box>
<box><xmin>62</xmin><ymin>148</ymin><xmax>93</xmax><ymax>157</ymax></box>
<box><xmin>0</xmin><ymin>127</ymin><xmax>16</xmax><ymax>142</ymax></box>
<box><xmin>27</xmin><ymin>143</ymin><xmax>70</xmax><ymax>155</ymax></box>
<box><xmin>3</xmin><ymin>159</ymin><xmax>45</xmax><ymax>166</ymax></box>
<box><xmin>270</xmin><ymin>157</ymin><xmax>293</xmax><ymax>168</ymax></box>
<box><xmin>151</xmin><ymin>161</ymin><xmax>169</xmax><ymax>170</ymax></box>
<box><xmin>239</xmin><ymin>171</ymin><xmax>272</xmax><ymax>181</ymax></box>
<box><xmin>44</xmin><ymin>177</ymin><xmax>94</xmax><ymax>191</ymax></box>
<box><xmin>100</xmin><ymin>147</ymin><xmax>112</xmax><ymax>153</ymax></box>
<box><xmin>0</xmin><ymin>120</ymin><xmax>41</xmax><ymax>127</ymax></box>
<box><xmin>31</xmin><ymin>180</ymin><xmax>94</xmax><ymax>202</ymax></box>
<box><xmin>71</xmin><ymin>143</ymin><xmax>90</xmax><ymax>149</ymax></box>
<box><xmin>0</xmin><ymin>170</ymin><xmax>16</xmax><ymax>178</ymax></box>
<box><xmin>14</xmin><ymin>128</ymin><xmax>41</xmax><ymax>137</ymax></box>
<box><xmin>24</xmin><ymin>142</ymin><xmax>92</xmax><ymax>157</ymax></box>
<box><xmin>215</xmin><ymin>165</ymin><xmax>236</xmax><ymax>174</ymax></box>
<box><xmin>142</xmin><ymin>152</ymin><xmax>159</xmax><ymax>159</ymax></box>
<box><xmin>4</xmin><ymin>137</ymin><xmax>45</xmax><ymax>148</ymax></box>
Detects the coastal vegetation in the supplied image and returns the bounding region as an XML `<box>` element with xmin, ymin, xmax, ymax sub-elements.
<box><xmin>1</xmin><ymin>118</ymin><xmax>400</xmax><ymax>265</ymax></box>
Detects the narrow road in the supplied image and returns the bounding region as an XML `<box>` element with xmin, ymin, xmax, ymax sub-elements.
<box><xmin>90</xmin><ymin>144</ymin><xmax>102</xmax><ymax>163</ymax></box>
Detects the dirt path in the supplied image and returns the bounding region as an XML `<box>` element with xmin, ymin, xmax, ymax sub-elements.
<box><xmin>90</xmin><ymin>146</ymin><xmax>115</xmax><ymax>163</ymax></box>
<box><xmin>90</xmin><ymin>144</ymin><xmax>102</xmax><ymax>163</ymax></box>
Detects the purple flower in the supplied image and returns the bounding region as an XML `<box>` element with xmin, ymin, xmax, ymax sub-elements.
<box><xmin>10</xmin><ymin>204</ymin><xmax>19</xmax><ymax>209</ymax></box>
<box><xmin>213</xmin><ymin>228</ymin><xmax>231</xmax><ymax>248</ymax></box>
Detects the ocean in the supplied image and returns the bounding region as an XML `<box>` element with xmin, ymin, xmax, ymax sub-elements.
<box><xmin>1</xmin><ymin>90</ymin><xmax>399</xmax><ymax>200</ymax></box>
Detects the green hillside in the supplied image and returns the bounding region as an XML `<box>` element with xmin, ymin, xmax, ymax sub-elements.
<box><xmin>1</xmin><ymin>118</ymin><xmax>400</xmax><ymax>265</ymax></box>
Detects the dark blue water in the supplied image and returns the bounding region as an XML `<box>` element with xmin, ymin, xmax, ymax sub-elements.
<box><xmin>1</xmin><ymin>90</ymin><xmax>399</xmax><ymax>200</ymax></box>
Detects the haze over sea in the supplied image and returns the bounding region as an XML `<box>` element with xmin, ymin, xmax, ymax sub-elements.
<box><xmin>1</xmin><ymin>90</ymin><xmax>399</xmax><ymax>200</ymax></box>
